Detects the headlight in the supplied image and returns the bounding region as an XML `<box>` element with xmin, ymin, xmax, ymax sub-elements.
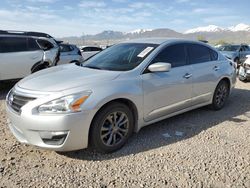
<box><xmin>38</xmin><ymin>92</ymin><xmax>91</xmax><ymax>114</ymax></box>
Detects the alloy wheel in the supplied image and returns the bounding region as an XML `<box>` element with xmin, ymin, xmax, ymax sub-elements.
<box><xmin>215</xmin><ymin>84</ymin><xmax>228</xmax><ymax>108</ymax></box>
<box><xmin>100</xmin><ymin>111</ymin><xmax>129</xmax><ymax>147</ymax></box>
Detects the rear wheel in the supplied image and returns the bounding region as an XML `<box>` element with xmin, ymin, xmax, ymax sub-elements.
<box><xmin>32</xmin><ymin>62</ymin><xmax>49</xmax><ymax>73</ymax></box>
<box><xmin>89</xmin><ymin>102</ymin><xmax>134</xmax><ymax>153</ymax></box>
<box><xmin>211</xmin><ymin>80</ymin><xmax>230</xmax><ymax>110</ymax></box>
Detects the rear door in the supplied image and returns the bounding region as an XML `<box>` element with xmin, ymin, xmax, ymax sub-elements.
<box><xmin>187</xmin><ymin>43</ymin><xmax>220</xmax><ymax>106</ymax></box>
<box><xmin>0</xmin><ymin>37</ymin><xmax>43</xmax><ymax>80</ymax></box>
<box><xmin>37</xmin><ymin>39</ymin><xmax>58</xmax><ymax>66</ymax></box>
<box><xmin>58</xmin><ymin>44</ymin><xmax>74</xmax><ymax>65</ymax></box>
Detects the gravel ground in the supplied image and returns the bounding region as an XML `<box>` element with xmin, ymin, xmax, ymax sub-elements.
<box><xmin>0</xmin><ymin>80</ymin><xmax>249</xmax><ymax>187</ymax></box>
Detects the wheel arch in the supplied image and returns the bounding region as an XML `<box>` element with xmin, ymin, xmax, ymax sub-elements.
<box><xmin>213</xmin><ymin>76</ymin><xmax>232</xmax><ymax>97</ymax></box>
<box><xmin>31</xmin><ymin>61</ymin><xmax>49</xmax><ymax>73</ymax></box>
<box><xmin>69</xmin><ymin>60</ymin><xmax>80</xmax><ymax>64</ymax></box>
<box><xmin>219</xmin><ymin>77</ymin><xmax>231</xmax><ymax>90</ymax></box>
<box><xmin>88</xmin><ymin>97</ymin><xmax>139</xmax><ymax>146</ymax></box>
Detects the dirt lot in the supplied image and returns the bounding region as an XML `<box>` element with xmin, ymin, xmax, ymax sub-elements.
<box><xmin>0</xmin><ymin>81</ymin><xmax>249</xmax><ymax>187</ymax></box>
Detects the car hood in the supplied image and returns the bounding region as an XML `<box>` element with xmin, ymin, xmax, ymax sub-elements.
<box><xmin>17</xmin><ymin>64</ymin><xmax>120</xmax><ymax>92</ymax></box>
<box><xmin>220</xmin><ymin>51</ymin><xmax>237</xmax><ymax>59</ymax></box>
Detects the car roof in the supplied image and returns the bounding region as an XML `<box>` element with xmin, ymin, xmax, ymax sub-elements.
<box><xmin>0</xmin><ymin>30</ymin><xmax>53</xmax><ymax>38</ymax></box>
<box><xmin>0</xmin><ymin>30</ymin><xmax>62</xmax><ymax>44</ymax></box>
<box><xmin>80</xmin><ymin>46</ymin><xmax>101</xmax><ymax>48</ymax></box>
<box><xmin>120</xmin><ymin>38</ymin><xmax>208</xmax><ymax>45</ymax></box>
<box><xmin>0</xmin><ymin>34</ymin><xmax>52</xmax><ymax>40</ymax></box>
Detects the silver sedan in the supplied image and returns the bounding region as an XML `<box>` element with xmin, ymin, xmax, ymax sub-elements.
<box><xmin>6</xmin><ymin>38</ymin><xmax>237</xmax><ymax>153</ymax></box>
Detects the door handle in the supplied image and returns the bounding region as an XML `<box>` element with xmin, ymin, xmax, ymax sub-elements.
<box><xmin>213</xmin><ymin>66</ymin><xmax>220</xmax><ymax>71</ymax></box>
<box><xmin>183</xmin><ymin>73</ymin><xmax>192</xmax><ymax>79</ymax></box>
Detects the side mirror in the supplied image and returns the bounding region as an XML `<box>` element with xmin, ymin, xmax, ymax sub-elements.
<box><xmin>148</xmin><ymin>62</ymin><xmax>171</xmax><ymax>72</ymax></box>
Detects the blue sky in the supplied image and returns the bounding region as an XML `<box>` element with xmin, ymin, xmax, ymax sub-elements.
<box><xmin>0</xmin><ymin>0</ymin><xmax>249</xmax><ymax>37</ymax></box>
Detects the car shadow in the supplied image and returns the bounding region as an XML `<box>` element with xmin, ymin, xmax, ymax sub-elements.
<box><xmin>0</xmin><ymin>81</ymin><xmax>16</xmax><ymax>100</ymax></box>
<box><xmin>61</xmin><ymin>87</ymin><xmax>250</xmax><ymax>161</ymax></box>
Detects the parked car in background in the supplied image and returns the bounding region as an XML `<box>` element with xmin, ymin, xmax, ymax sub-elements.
<box><xmin>6</xmin><ymin>38</ymin><xmax>236</xmax><ymax>153</ymax></box>
<box><xmin>218</xmin><ymin>44</ymin><xmax>250</xmax><ymax>67</ymax></box>
<box><xmin>0</xmin><ymin>30</ymin><xmax>60</xmax><ymax>81</ymax></box>
<box><xmin>239</xmin><ymin>55</ymin><xmax>250</xmax><ymax>82</ymax></box>
<box><xmin>80</xmin><ymin>46</ymin><xmax>102</xmax><ymax>60</ymax></box>
<box><xmin>57</xmin><ymin>44</ymin><xmax>83</xmax><ymax>65</ymax></box>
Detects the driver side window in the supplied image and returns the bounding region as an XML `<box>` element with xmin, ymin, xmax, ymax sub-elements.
<box><xmin>152</xmin><ymin>44</ymin><xmax>187</xmax><ymax>68</ymax></box>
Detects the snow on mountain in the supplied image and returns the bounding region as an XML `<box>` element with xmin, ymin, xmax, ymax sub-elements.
<box><xmin>228</xmin><ymin>23</ymin><xmax>250</xmax><ymax>32</ymax></box>
<box><xmin>184</xmin><ymin>25</ymin><xmax>225</xmax><ymax>34</ymax></box>
<box><xmin>185</xmin><ymin>23</ymin><xmax>250</xmax><ymax>34</ymax></box>
<box><xmin>126</xmin><ymin>29</ymin><xmax>153</xmax><ymax>34</ymax></box>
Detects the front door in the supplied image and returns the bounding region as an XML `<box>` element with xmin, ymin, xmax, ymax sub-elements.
<box><xmin>142</xmin><ymin>43</ymin><xmax>192</xmax><ymax>122</ymax></box>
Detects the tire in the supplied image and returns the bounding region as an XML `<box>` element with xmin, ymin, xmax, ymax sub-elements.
<box><xmin>89</xmin><ymin>102</ymin><xmax>134</xmax><ymax>153</ymax></box>
<box><xmin>32</xmin><ymin>63</ymin><xmax>49</xmax><ymax>73</ymax></box>
<box><xmin>239</xmin><ymin>76</ymin><xmax>248</xmax><ymax>82</ymax></box>
<box><xmin>211</xmin><ymin>80</ymin><xmax>230</xmax><ymax>110</ymax></box>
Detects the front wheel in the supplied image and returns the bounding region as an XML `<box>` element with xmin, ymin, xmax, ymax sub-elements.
<box><xmin>89</xmin><ymin>102</ymin><xmax>134</xmax><ymax>153</ymax></box>
<box><xmin>211</xmin><ymin>80</ymin><xmax>230</xmax><ymax>110</ymax></box>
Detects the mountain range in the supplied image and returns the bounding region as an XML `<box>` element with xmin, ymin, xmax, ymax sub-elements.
<box><xmin>60</xmin><ymin>23</ymin><xmax>250</xmax><ymax>45</ymax></box>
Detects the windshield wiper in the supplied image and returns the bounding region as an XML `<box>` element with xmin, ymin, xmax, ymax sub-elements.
<box><xmin>83</xmin><ymin>65</ymin><xmax>102</xmax><ymax>70</ymax></box>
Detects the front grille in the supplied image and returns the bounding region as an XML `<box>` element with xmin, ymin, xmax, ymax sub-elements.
<box><xmin>8</xmin><ymin>91</ymin><xmax>36</xmax><ymax>114</ymax></box>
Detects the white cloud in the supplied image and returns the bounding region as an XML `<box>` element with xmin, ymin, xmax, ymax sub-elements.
<box><xmin>79</xmin><ymin>1</ymin><xmax>106</xmax><ymax>8</ymax></box>
<box><xmin>193</xmin><ymin>8</ymin><xmax>211</xmax><ymax>13</ymax></box>
<box><xmin>129</xmin><ymin>2</ymin><xmax>156</xmax><ymax>9</ymax></box>
<box><xmin>175</xmin><ymin>0</ymin><xmax>191</xmax><ymax>3</ymax></box>
<box><xmin>112</xmin><ymin>0</ymin><xmax>127</xmax><ymax>3</ymax></box>
<box><xmin>169</xmin><ymin>19</ymin><xmax>186</xmax><ymax>24</ymax></box>
<box><xmin>26</xmin><ymin>0</ymin><xmax>58</xmax><ymax>3</ymax></box>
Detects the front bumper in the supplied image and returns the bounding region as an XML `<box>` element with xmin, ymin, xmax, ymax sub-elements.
<box><xmin>6</xmin><ymin>102</ymin><xmax>95</xmax><ymax>151</ymax></box>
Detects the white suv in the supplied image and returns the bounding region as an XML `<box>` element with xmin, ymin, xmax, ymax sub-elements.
<box><xmin>80</xmin><ymin>46</ymin><xmax>102</xmax><ymax>60</ymax></box>
<box><xmin>0</xmin><ymin>31</ymin><xmax>60</xmax><ymax>81</ymax></box>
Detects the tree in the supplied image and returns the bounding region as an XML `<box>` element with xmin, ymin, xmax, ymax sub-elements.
<box><xmin>215</xmin><ymin>40</ymin><xmax>229</xmax><ymax>46</ymax></box>
<box><xmin>197</xmin><ymin>35</ymin><xmax>206</xmax><ymax>41</ymax></box>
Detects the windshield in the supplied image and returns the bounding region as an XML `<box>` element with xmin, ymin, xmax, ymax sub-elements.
<box><xmin>82</xmin><ymin>43</ymin><xmax>158</xmax><ymax>71</ymax></box>
<box><xmin>218</xmin><ymin>45</ymin><xmax>240</xmax><ymax>52</ymax></box>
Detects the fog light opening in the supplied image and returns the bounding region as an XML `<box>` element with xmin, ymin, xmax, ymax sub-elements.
<box><xmin>40</xmin><ymin>131</ymin><xmax>68</xmax><ymax>146</ymax></box>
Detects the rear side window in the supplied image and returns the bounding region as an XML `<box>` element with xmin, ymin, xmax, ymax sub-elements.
<box><xmin>152</xmin><ymin>44</ymin><xmax>186</xmax><ymax>68</ymax></box>
<box><xmin>188</xmin><ymin>44</ymin><xmax>211</xmax><ymax>64</ymax></box>
<box><xmin>242</xmin><ymin>45</ymin><xmax>249</xmax><ymax>51</ymax></box>
<box><xmin>37</xmin><ymin>39</ymin><xmax>54</xmax><ymax>51</ymax></box>
<box><xmin>90</xmin><ymin>47</ymin><xmax>102</xmax><ymax>51</ymax></box>
<box><xmin>0</xmin><ymin>37</ymin><xmax>28</xmax><ymax>53</ymax></box>
<box><xmin>60</xmin><ymin>44</ymin><xmax>73</xmax><ymax>52</ymax></box>
<box><xmin>82</xmin><ymin>47</ymin><xmax>102</xmax><ymax>52</ymax></box>
<box><xmin>210</xmin><ymin>49</ymin><xmax>218</xmax><ymax>61</ymax></box>
<box><xmin>27</xmin><ymin>38</ymin><xmax>40</xmax><ymax>51</ymax></box>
